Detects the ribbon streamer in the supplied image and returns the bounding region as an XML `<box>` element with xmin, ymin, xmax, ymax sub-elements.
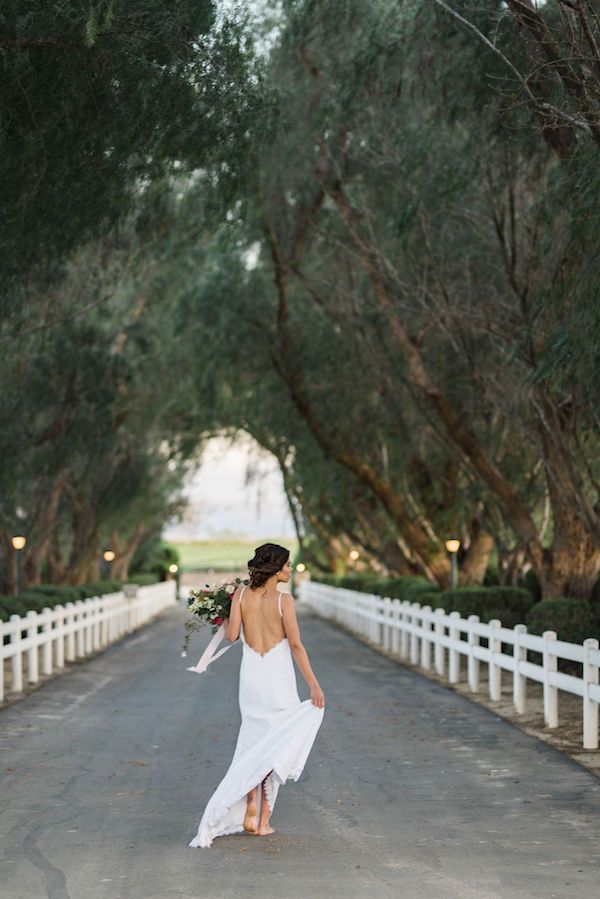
<box><xmin>186</xmin><ymin>624</ymin><xmax>237</xmax><ymax>674</ymax></box>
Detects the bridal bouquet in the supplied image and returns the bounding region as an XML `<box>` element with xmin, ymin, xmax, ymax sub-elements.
<box><xmin>181</xmin><ymin>577</ymin><xmax>247</xmax><ymax>658</ymax></box>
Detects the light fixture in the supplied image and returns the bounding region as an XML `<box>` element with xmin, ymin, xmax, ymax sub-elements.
<box><xmin>296</xmin><ymin>563</ymin><xmax>306</xmax><ymax>572</ymax></box>
<box><xmin>445</xmin><ymin>539</ymin><xmax>461</xmax><ymax>590</ymax></box>
<box><xmin>349</xmin><ymin>549</ymin><xmax>360</xmax><ymax>561</ymax></box>
<box><xmin>103</xmin><ymin>550</ymin><xmax>116</xmax><ymax>562</ymax></box>
<box><xmin>11</xmin><ymin>535</ymin><xmax>26</xmax><ymax>551</ymax></box>
<box><xmin>168</xmin><ymin>563</ymin><xmax>179</xmax><ymax>574</ymax></box>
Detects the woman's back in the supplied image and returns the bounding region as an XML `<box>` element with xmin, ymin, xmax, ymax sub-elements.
<box><xmin>239</xmin><ymin>585</ymin><xmax>286</xmax><ymax>656</ymax></box>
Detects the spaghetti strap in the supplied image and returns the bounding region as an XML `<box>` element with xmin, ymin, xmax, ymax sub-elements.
<box><xmin>239</xmin><ymin>584</ymin><xmax>247</xmax><ymax>605</ymax></box>
<box><xmin>278</xmin><ymin>591</ymin><xmax>283</xmax><ymax>618</ymax></box>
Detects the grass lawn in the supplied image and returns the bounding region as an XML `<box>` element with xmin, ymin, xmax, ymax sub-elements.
<box><xmin>172</xmin><ymin>538</ymin><xmax>299</xmax><ymax>571</ymax></box>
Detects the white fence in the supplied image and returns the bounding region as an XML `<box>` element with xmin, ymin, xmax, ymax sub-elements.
<box><xmin>0</xmin><ymin>580</ymin><xmax>177</xmax><ymax>703</ymax></box>
<box><xmin>299</xmin><ymin>580</ymin><xmax>600</xmax><ymax>750</ymax></box>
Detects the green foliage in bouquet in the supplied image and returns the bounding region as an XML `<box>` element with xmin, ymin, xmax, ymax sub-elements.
<box><xmin>181</xmin><ymin>577</ymin><xmax>249</xmax><ymax>656</ymax></box>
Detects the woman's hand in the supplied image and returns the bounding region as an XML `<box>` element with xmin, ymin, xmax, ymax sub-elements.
<box><xmin>310</xmin><ymin>683</ymin><xmax>325</xmax><ymax>709</ymax></box>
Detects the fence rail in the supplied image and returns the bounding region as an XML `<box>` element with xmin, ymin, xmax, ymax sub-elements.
<box><xmin>0</xmin><ymin>580</ymin><xmax>177</xmax><ymax>703</ymax></box>
<box><xmin>299</xmin><ymin>580</ymin><xmax>600</xmax><ymax>750</ymax></box>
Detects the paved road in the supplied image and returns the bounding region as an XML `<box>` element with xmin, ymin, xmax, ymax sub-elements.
<box><xmin>2</xmin><ymin>603</ymin><xmax>600</xmax><ymax>899</ymax></box>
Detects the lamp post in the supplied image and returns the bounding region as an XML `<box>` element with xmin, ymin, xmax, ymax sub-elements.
<box><xmin>11</xmin><ymin>535</ymin><xmax>26</xmax><ymax>595</ymax></box>
<box><xmin>103</xmin><ymin>550</ymin><xmax>115</xmax><ymax>580</ymax></box>
<box><xmin>168</xmin><ymin>563</ymin><xmax>179</xmax><ymax>599</ymax></box>
<box><xmin>292</xmin><ymin>562</ymin><xmax>306</xmax><ymax>592</ymax></box>
<box><xmin>349</xmin><ymin>549</ymin><xmax>359</xmax><ymax>574</ymax></box>
<box><xmin>445</xmin><ymin>539</ymin><xmax>461</xmax><ymax>590</ymax></box>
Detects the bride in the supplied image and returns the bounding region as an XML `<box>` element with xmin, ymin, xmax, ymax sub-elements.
<box><xmin>188</xmin><ymin>543</ymin><xmax>326</xmax><ymax>848</ymax></box>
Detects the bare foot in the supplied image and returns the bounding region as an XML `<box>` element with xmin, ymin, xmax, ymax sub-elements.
<box><xmin>256</xmin><ymin>824</ymin><xmax>275</xmax><ymax>836</ymax></box>
<box><xmin>243</xmin><ymin>800</ymin><xmax>258</xmax><ymax>833</ymax></box>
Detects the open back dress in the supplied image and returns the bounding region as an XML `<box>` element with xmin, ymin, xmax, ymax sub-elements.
<box><xmin>188</xmin><ymin>584</ymin><xmax>325</xmax><ymax>848</ymax></box>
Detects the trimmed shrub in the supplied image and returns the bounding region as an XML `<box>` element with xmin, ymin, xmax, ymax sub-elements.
<box><xmin>525</xmin><ymin>597</ymin><xmax>600</xmax><ymax>675</ymax></box>
<box><xmin>525</xmin><ymin>597</ymin><xmax>600</xmax><ymax>644</ymax></box>
<box><xmin>383</xmin><ymin>577</ymin><xmax>441</xmax><ymax>603</ymax></box>
<box><xmin>313</xmin><ymin>573</ymin><xmax>441</xmax><ymax>603</ymax></box>
<box><xmin>518</xmin><ymin>569</ymin><xmax>542</xmax><ymax>604</ymax></box>
<box><xmin>27</xmin><ymin>584</ymin><xmax>85</xmax><ymax>603</ymax></box>
<box><xmin>79</xmin><ymin>580</ymin><xmax>123</xmax><ymax>598</ymax></box>
<box><xmin>128</xmin><ymin>572</ymin><xmax>160</xmax><ymax>587</ymax></box>
<box><xmin>16</xmin><ymin>593</ymin><xmax>54</xmax><ymax>613</ymax></box>
<box><xmin>0</xmin><ymin>591</ymin><xmax>81</xmax><ymax>622</ymax></box>
<box><xmin>483</xmin><ymin>560</ymin><xmax>500</xmax><ymax>586</ymax></box>
<box><xmin>424</xmin><ymin>586</ymin><xmax>535</xmax><ymax>629</ymax></box>
<box><xmin>0</xmin><ymin>596</ymin><xmax>30</xmax><ymax>621</ymax></box>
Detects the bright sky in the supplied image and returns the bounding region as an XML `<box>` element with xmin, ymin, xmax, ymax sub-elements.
<box><xmin>163</xmin><ymin>434</ymin><xmax>296</xmax><ymax>541</ymax></box>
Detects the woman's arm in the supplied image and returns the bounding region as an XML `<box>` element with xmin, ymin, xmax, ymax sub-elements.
<box><xmin>224</xmin><ymin>586</ymin><xmax>242</xmax><ymax>643</ymax></box>
<box><xmin>281</xmin><ymin>593</ymin><xmax>323</xmax><ymax>700</ymax></box>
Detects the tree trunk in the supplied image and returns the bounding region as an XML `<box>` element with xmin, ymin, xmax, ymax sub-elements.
<box><xmin>22</xmin><ymin>475</ymin><xmax>67</xmax><ymax>587</ymax></box>
<box><xmin>461</xmin><ymin>526</ymin><xmax>494</xmax><ymax>585</ymax></box>
<box><xmin>264</xmin><ymin>217</ymin><xmax>451</xmax><ymax>584</ymax></box>
<box><xmin>325</xmin><ymin>179</ymin><xmax>547</xmax><ymax>571</ymax></box>
<box><xmin>46</xmin><ymin>530</ymin><xmax>67</xmax><ymax>585</ymax></box>
<box><xmin>541</xmin><ymin>507</ymin><xmax>600</xmax><ymax>598</ymax></box>
<box><xmin>0</xmin><ymin>535</ymin><xmax>17</xmax><ymax>594</ymax></box>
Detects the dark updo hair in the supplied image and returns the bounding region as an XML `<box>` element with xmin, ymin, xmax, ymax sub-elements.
<box><xmin>247</xmin><ymin>543</ymin><xmax>290</xmax><ymax>591</ymax></box>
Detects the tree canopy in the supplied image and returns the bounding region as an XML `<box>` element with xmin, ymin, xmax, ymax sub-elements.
<box><xmin>2</xmin><ymin>0</ymin><xmax>600</xmax><ymax>599</ymax></box>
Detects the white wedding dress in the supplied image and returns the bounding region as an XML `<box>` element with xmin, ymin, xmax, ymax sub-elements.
<box><xmin>188</xmin><ymin>585</ymin><xmax>325</xmax><ymax>848</ymax></box>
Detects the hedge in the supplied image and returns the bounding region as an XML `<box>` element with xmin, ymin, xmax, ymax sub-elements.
<box><xmin>419</xmin><ymin>586</ymin><xmax>536</xmax><ymax>629</ymax></box>
<box><xmin>313</xmin><ymin>575</ymin><xmax>543</xmax><ymax>631</ymax></box>
<box><xmin>128</xmin><ymin>571</ymin><xmax>161</xmax><ymax>587</ymax></box>
<box><xmin>313</xmin><ymin>573</ymin><xmax>440</xmax><ymax>603</ymax></box>
<box><xmin>525</xmin><ymin>597</ymin><xmax>600</xmax><ymax>645</ymax></box>
<box><xmin>0</xmin><ymin>575</ymin><xmax>160</xmax><ymax>621</ymax></box>
<box><xmin>0</xmin><ymin>594</ymin><xmax>40</xmax><ymax>621</ymax></box>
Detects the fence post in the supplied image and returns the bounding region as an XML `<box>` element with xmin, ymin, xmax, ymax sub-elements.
<box><xmin>0</xmin><ymin>628</ymin><xmax>4</xmax><ymax>701</ymax></box>
<box><xmin>354</xmin><ymin>592</ymin><xmax>360</xmax><ymax>635</ymax></box>
<box><xmin>391</xmin><ymin>599</ymin><xmax>400</xmax><ymax>655</ymax></box>
<box><xmin>10</xmin><ymin>615</ymin><xmax>23</xmax><ymax>694</ymax></box>
<box><xmin>400</xmin><ymin>601</ymin><xmax>410</xmax><ymax>659</ymax></box>
<box><xmin>93</xmin><ymin>598</ymin><xmax>101</xmax><ymax>650</ymax></box>
<box><xmin>410</xmin><ymin>602</ymin><xmax>420</xmax><ymax>665</ymax></box>
<box><xmin>543</xmin><ymin>630</ymin><xmax>558</xmax><ymax>728</ymax></box>
<box><xmin>383</xmin><ymin>597</ymin><xmax>392</xmax><ymax>651</ymax></box>
<box><xmin>448</xmin><ymin>611</ymin><xmax>461</xmax><ymax>684</ymax></box>
<box><xmin>42</xmin><ymin>608</ymin><xmax>53</xmax><ymax>675</ymax></box>
<box><xmin>85</xmin><ymin>602</ymin><xmax>94</xmax><ymax>654</ymax></box>
<box><xmin>26</xmin><ymin>611</ymin><xmax>39</xmax><ymax>684</ymax></box>
<box><xmin>434</xmin><ymin>608</ymin><xmax>445</xmax><ymax>676</ymax></box>
<box><xmin>375</xmin><ymin>594</ymin><xmax>383</xmax><ymax>644</ymax></box>
<box><xmin>100</xmin><ymin>597</ymin><xmax>109</xmax><ymax>646</ymax></box>
<box><xmin>420</xmin><ymin>606</ymin><xmax>432</xmax><ymax>670</ymax></box>
<box><xmin>488</xmin><ymin>619</ymin><xmax>502</xmax><ymax>701</ymax></box>
<box><xmin>76</xmin><ymin>601</ymin><xmax>85</xmax><ymax>657</ymax></box>
<box><xmin>467</xmin><ymin>614</ymin><xmax>480</xmax><ymax>692</ymax></box>
<box><xmin>583</xmin><ymin>638</ymin><xmax>599</xmax><ymax>750</ymax></box>
<box><xmin>513</xmin><ymin>624</ymin><xmax>528</xmax><ymax>715</ymax></box>
<box><xmin>55</xmin><ymin>605</ymin><xmax>65</xmax><ymax>669</ymax></box>
<box><xmin>65</xmin><ymin>602</ymin><xmax>76</xmax><ymax>661</ymax></box>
